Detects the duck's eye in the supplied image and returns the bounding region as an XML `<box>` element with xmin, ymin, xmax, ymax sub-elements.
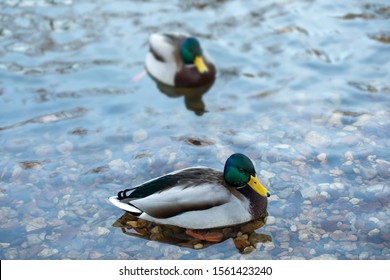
<box><xmin>238</xmin><ymin>167</ymin><xmax>245</xmax><ymax>172</ymax></box>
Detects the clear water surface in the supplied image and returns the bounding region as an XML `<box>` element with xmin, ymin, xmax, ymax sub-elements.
<box><xmin>0</xmin><ymin>0</ymin><xmax>389</xmax><ymax>260</ymax></box>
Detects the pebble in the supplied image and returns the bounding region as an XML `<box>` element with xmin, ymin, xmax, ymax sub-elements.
<box><xmin>329</xmin><ymin>169</ymin><xmax>344</xmax><ymax>176</ymax></box>
<box><xmin>94</xmin><ymin>227</ymin><xmax>110</xmax><ymax>237</ymax></box>
<box><xmin>47</xmin><ymin>219</ymin><xmax>65</xmax><ymax>228</ymax></box>
<box><xmin>150</xmin><ymin>226</ymin><xmax>160</xmax><ymax>234</ymax></box>
<box><xmin>263</xmin><ymin>242</ymin><xmax>275</xmax><ymax>251</ymax></box>
<box><xmin>25</xmin><ymin>217</ymin><xmax>47</xmax><ymax>232</ymax></box>
<box><xmin>298</xmin><ymin>231</ymin><xmax>309</xmax><ymax>241</ymax></box>
<box><xmin>381</xmin><ymin>234</ymin><xmax>390</xmax><ymax>242</ymax></box>
<box><xmin>265</xmin><ymin>216</ymin><xmax>276</xmax><ymax>225</ymax></box>
<box><xmin>146</xmin><ymin>241</ymin><xmax>159</xmax><ymax>249</ymax></box>
<box><xmin>317</xmin><ymin>153</ymin><xmax>327</xmax><ymax>162</ymax></box>
<box><xmin>366</xmin><ymin>184</ymin><xmax>384</xmax><ymax>193</ymax></box>
<box><xmin>305</xmin><ymin>131</ymin><xmax>330</xmax><ymax>148</ymax></box>
<box><xmin>276</xmin><ymin>231</ymin><xmax>290</xmax><ymax>242</ymax></box>
<box><xmin>320</xmin><ymin>191</ymin><xmax>330</xmax><ymax>199</ymax></box>
<box><xmin>27</xmin><ymin>234</ymin><xmax>44</xmax><ymax>246</ymax></box>
<box><xmin>350</xmin><ymin>198</ymin><xmax>360</xmax><ymax>205</ymax></box>
<box><xmin>345</xmin><ymin>212</ymin><xmax>357</xmax><ymax>223</ymax></box>
<box><xmin>292</xmin><ymin>160</ymin><xmax>305</xmax><ymax>166</ymax></box>
<box><xmin>0</xmin><ymin>243</ymin><xmax>10</xmax><ymax>249</ymax></box>
<box><xmin>330</xmin><ymin>230</ymin><xmax>344</xmax><ymax>241</ymax></box>
<box><xmin>274</xmin><ymin>144</ymin><xmax>290</xmax><ymax>149</ymax></box>
<box><xmin>377</xmin><ymin>162</ymin><xmax>390</xmax><ymax>179</ymax></box>
<box><xmin>361</xmin><ymin>167</ymin><xmax>377</xmax><ymax>180</ymax></box>
<box><xmin>280</xmin><ymin>242</ymin><xmax>290</xmax><ymax>249</ymax></box>
<box><xmin>4</xmin><ymin>249</ymin><xmax>18</xmax><ymax>259</ymax></box>
<box><xmin>8</xmin><ymin>42</ymin><xmax>30</xmax><ymax>52</ymax></box>
<box><xmin>267</xmin><ymin>194</ymin><xmax>280</xmax><ymax>202</ymax></box>
<box><xmin>46</xmin><ymin>233</ymin><xmax>60</xmax><ymax>242</ymax></box>
<box><xmin>347</xmin><ymin>234</ymin><xmax>358</xmax><ymax>241</ymax></box>
<box><xmin>376</xmin><ymin>159</ymin><xmax>390</xmax><ymax>165</ymax></box>
<box><xmin>343</xmin><ymin>160</ymin><xmax>353</xmax><ymax>166</ymax></box>
<box><xmin>312</xmin><ymin>254</ymin><xmax>337</xmax><ymax>260</ymax></box>
<box><xmin>116</xmin><ymin>250</ymin><xmax>130</xmax><ymax>259</ymax></box>
<box><xmin>368</xmin><ymin>217</ymin><xmax>380</xmax><ymax>224</ymax></box>
<box><xmin>353</xmin><ymin>114</ymin><xmax>373</xmax><ymax>126</ymax></box>
<box><xmin>89</xmin><ymin>251</ymin><xmax>104</xmax><ymax>259</ymax></box>
<box><xmin>328</xmin><ymin>113</ymin><xmax>343</xmax><ymax>125</ymax></box>
<box><xmin>368</xmin><ymin>228</ymin><xmax>380</xmax><ymax>237</ymax></box>
<box><xmin>0</xmin><ymin>207</ymin><xmax>18</xmax><ymax>220</ymax></box>
<box><xmin>321</xmin><ymin>233</ymin><xmax>329</xmax><ymax>239</ymax></box>
<box><xmin>311</xmin><ymin>195</ymin><xmax>327</xmax><ymax>204</ymax></box>
<box><xmin>278</xmin><ymin>188</ymin><xmax>293</xmax><ymax>199</ymax></box>
<box><xmin>132</xmin><ymin>129</ymin><xmax>148</xmax><ymax>143</ymax></box>
<box><xmin>301</xmin><ymin>185</ymin><xmax>317</xmax><ymax>198</ymax></box>
<box><xmin>344</xmin><ymin>151</ymin><xmax>354</xmax><ymax>161</ymax></box>
<box><xmin>260</xmin><ymin>170</ymin><xmax>275</xmax><ymax>180</ymax></box>
<box><xmin>75</xmin><ymin>208</ymin><xmax>87</xmax><ymax>216</ymax></box>
<box><xmin>38</xmin><ymin>248</ymin><xmax>59</xmax><ymax>258</ymax></box>
<box><xmin>80</xmin><ymin>224</ymin><xmax>90</xmax><ymax>232</ymax></box>
<box><xmin>341</xmin><ymin>242</ymin><xmax>357</xmax><ymax>251</ymax></box>
<box><xmin>343</xmin><ymin>125</ymin><xmax>357</xmax><ymax>131</ymax></box>
<box><xmin>367</xmin><ymin>155</ymin><xmax>376</xmax><ymax>162</ymax></box>
<box><xmin>58</xmin><ymin>210</ymin><xmax>66</xmax><ymax>219</ymax></box>
<box><xmin>318</xmin><ymin>183</ymin><xmax>330</xmax><ymax>190</ymax></box>
<box><xmin>359</xmin><ymin>252</ymin><xmax>369</xmax><ymax>259</ymax></box>
<box><xmin>193</xmin><ymin>243</ymin><xmax>203</xmax><ymax>249</ymax></box>
<box><xmin>330</xmin><ymin>183</ymin><xmax>344</xmax><ymax>190</ymax></box>
<box><xmin>162</xmin><ymin>246</ymin><xmax>187</xmax><ymax>259</ymax></box>
<box><xmin>241</xmin><ymin>246</ymin><xmax>255</xmax><ymax>254</ymax></box>
<box><xmin>290</xmin><ymin>225</ymin><xmax>297</xmax><ymax>232</ymax></box>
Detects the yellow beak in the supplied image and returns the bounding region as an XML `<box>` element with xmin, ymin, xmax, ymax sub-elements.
<box><xmin>248</xmin><ymin>175</ymin><xmax>270</xmax><ymax>197</ymax></box>
<box><xmin>194</xmin><ymin>56</ymin><xmax>209</xmax><ymax>73</ymax></box>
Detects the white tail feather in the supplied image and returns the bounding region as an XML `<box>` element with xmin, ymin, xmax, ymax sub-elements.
<box><xmin>109</xmin><ymin>196</ymin><xmax>142</xmax><ymax>214</ymax></box>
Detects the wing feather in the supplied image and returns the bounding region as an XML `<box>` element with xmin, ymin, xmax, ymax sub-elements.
<box><xmin>148</xmin><ymin>33</ymin><xmax>184</xmax><ymax>64</ymax></box>
<box><xmin>131</xmin><ymin>182</ymin><xmax>230</xmax><ymax>218</ymax></box>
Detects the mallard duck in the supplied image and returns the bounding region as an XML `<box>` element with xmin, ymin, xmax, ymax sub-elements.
<box><xmin>109</xmin><ymin>153</ymin><xmax>270</xmax><ymax>230</ymax></box>
<box><xmin>145</xmin><ymin>33</ymin><xmax>216</xmax><ymax>87</ymax></box>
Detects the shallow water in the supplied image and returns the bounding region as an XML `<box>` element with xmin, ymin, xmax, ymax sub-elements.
<box><xmin>0</xmin><ymin>0</ymin><xmax>389</xmax><ymax>260</ymax></box>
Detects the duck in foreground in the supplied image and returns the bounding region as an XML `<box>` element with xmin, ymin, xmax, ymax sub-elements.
<box><xmin>145</xmin><ymin>33</ymin><xmax>216</xmax><ymax>87</ymax></box>
<box><xmin>109</xmin><ymin>153</ymin><xmax>270</xmax><ymax>239</ymax></box>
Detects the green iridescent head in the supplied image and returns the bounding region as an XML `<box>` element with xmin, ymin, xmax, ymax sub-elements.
<box><xmin>180</xmin><ymin>37</ymin><xmax>208</xmax><ymax>73</ymax></box>
<box><xmin>224</xmin><ymin>153</ymin><xmax>270</xmax><ymax>197</ymax></box>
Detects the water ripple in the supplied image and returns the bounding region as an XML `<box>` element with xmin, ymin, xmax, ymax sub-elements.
<box><xmin>0</xmin><ymin>106</ymin><xmax>88</xmax><ymax>131</ymax></box>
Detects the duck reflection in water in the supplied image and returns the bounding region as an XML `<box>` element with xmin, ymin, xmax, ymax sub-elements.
<box><xmin>112</xmin><ymin>212</ymin><xmax>272</xmax><ymax>254</ymax></box>
<box><xmin>153</xmin><ymin>80</ymin><xmax>214</xmax><ymax>116</ymax></box>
